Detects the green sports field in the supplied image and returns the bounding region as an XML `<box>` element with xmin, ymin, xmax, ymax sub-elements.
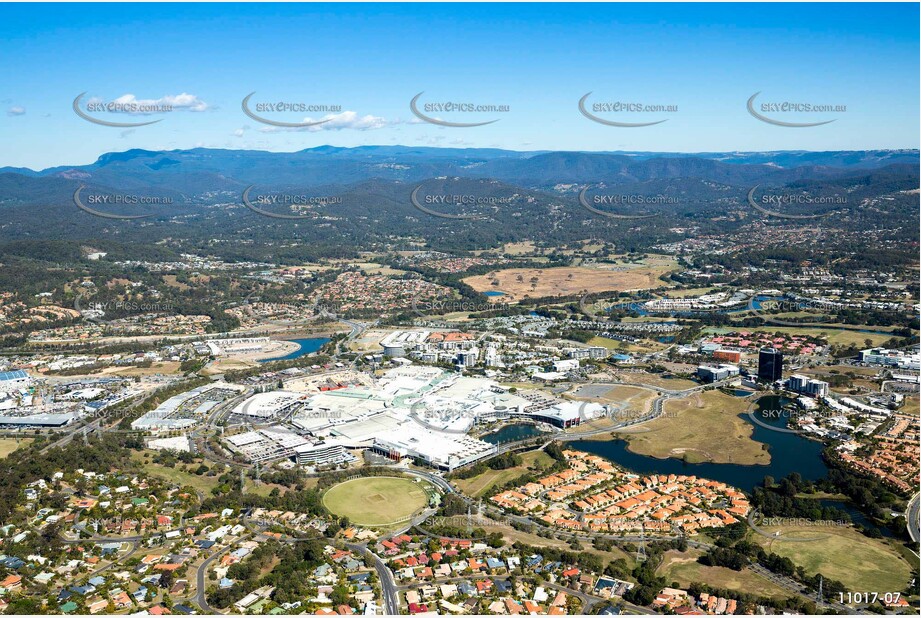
<box><xmin>322</xmin><ymin>476</ymin><xmax>430</xmax><ymax>526</ymax></box>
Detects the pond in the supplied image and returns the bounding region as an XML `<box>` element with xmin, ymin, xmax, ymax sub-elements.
<box><xmin>726</xmin><ymin>389</ymin><xmax>754</xmax><ymax>397</ymax></box>
<box><xmin>481</xmin><ymin>423</ymin><xmax>545</xmax><ymax>444</ymax></box>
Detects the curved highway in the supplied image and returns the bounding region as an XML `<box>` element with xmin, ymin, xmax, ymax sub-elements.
<box><xmin>907</xmin><ymin>491</ymin><xmax>920</xmax><ymax>546</ymax></box>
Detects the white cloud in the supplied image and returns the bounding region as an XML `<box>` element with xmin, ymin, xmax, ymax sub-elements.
<box><xmin>88</xmin><ymin>93</ymin><xmax>210</xmax><ymax>114</ymax></box>
<box><xmin>259</xmin><ymin>110</ymin><xmax>397</xmax><ymax>133</ymax></box>
<box><xmin>417</xmin><ymin>134</ymin><xmax>464</xmax><ymax>146</ymax></box>
<box><xmin>7</xmin><ymin>105</ymin><xmax>26</xmax><ymax>116</ymax></box>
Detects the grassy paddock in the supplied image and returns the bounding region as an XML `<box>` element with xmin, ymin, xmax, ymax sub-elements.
<box><xmin>752</xmin><ymin>524</ymin><xmax>914</xmax><ymax>594</ymax></box>
<box><xmin>616</xmin><ymin>390</ymin><xmax>769</xmax><ymax>465</ymax></box>
<box><xmin>454</xmin><ymin>451</ymin><xmax>554</xmax><ymax>498</ymax></box>
<box><xmin>134</xmin><ymin>456</ymin><xmax>220</xmax><ymax>495</ymax></box>
<box><xmin>0</xmin><ymin>438</ymin><xmax>33</xmax><ymax>459</ymax></box>
<box><xmin>705</xmin><ymin>325</ymin><xmax>900</xmax><ymax>348</ymax></box>
<box><xmin>657</xmin><ymin>549</ymin><xmax>791</xmax><ymax>598</ymax></box>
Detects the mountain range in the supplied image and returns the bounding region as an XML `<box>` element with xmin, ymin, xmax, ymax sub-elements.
<box><xmin>0</xmin><ymin>147</ymin><xmax>917</xmax><ymax>257</ymax></box>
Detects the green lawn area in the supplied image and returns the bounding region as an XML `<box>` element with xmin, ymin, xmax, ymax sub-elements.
<box><xmin>657</xmin><ymin>549</ymin><xmax>791</xmax><ymax>598</ymax></box>
<box><xmin>0</xmin><ymin>438</ymin><xmax>33</xmax><ymax>459</ymax></box>
<box><xmin>322</xmin><ymin>476</ymin><xmax>431</xmax><ymax>526</ymax></box>
<box><xmin>454</xmin><ymin>451</ymin><xmax>554</xmax><ymax>498</ymax></box>
<box><xmin>617</xmin><ymin>390</ymin><xmax>769</xmax><ymax>465</ymax></box>
<box><xmin>752</xmin><ymin>524</ymin><xmax>915</xmax><ymax>593</ymax></box>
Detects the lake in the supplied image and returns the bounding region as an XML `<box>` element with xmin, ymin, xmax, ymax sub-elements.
<box><xmin>258</xmin><ymin>337</ymin><xmax>330</xmax><ymax>363</ymax></box>
<box><xmin>570</xmin><ymin>395</ymin><xmax>829</xmax><ymax>493</ymax></box>
<box><xmin>567</xmin><ymin>394</ymin><xmax>898</xmax><ymax>536</ymax></box>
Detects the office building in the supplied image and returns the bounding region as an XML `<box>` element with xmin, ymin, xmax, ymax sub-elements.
<box><xmin>858</xmin><ymin>347</ymin><xmax>921</xmax><ymax>371</ymax></box>
<box><xmin>697</xmin><ymin>364</ymin><xmax>740</xmax><ymax>384</ymax></box>
<box><xmin>455</xmin><ymin>348</ymin><xmax>479</xmax><ymax>367</ymax></box>
<box><xmin>552</xmin><ymin>358</ymin><xmax>580</xmax><ymax>373</ymax></box>
<box><xmin>712</xmin><ymin>349</ymin><xmax>742</xmax><ymax>364</ymax></box>
<box><xmin>785</xmin><ymin>375</ymin><xmax>829</xmax><ymax>398</ymax></box>
<box><xmin>294</xmin><ymin>441</ymin><xmax>352</xmax><ymax>467</ymax></box>
<box><xmin>758</xmin><ymin>348</ymin><xmax>784</xmax><ymax>382</ymax></box>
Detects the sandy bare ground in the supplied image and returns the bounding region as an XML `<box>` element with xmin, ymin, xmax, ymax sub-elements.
<box><xmin>462</xmin><ymin>264</ymin><xmax>670</xmax><ymax>301</ymax></box>
<box><xmin>202</xmin><ymin>340</ymin><xmax>303</xmax><ymax>373</ymax></box>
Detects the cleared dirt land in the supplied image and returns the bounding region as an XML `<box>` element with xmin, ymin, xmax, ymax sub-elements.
<box><xmin>752</xmin><ymin>524</ymin><xmax>914</xmax><ymax>594</ymax></box>
<box><xmin>621</xmin><ymin>372</ymin><xmax>699</xmax><ymax>391</ymax></box>
<box><xmin>568</xmin><ymin>385</ymin><xmax>659</xmax><ymax>441</ymax></box>
<box><xmin>617</xmin><ymin>390</ymin><xmax>769</xmax><ymax>465</ymax></box>
<box><xmin>323</xmin><ymin>476</ymin><xmax>430</xmax><ymax>526</ymax></box>
<box><xmin>657</xmin><ymin>549</ymin><xmax>790</xmax><ymax>598</ymax></box>
<box><xmin>570</xmin><ymin>384</ymin><xmax>656</xmax><ymax>407</ymax></box>
<box><xmin>350</xmin><ymin>327</ymin><xmax>399</xmax><ymax>353</ymax></box>
<box><xmin>462</xmin><ymin>258</ymin><xmax>676</xmax><ymax>302</ymax></box>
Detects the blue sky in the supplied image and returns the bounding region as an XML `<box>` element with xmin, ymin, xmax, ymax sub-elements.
<box><xmin>1</xmin><ymin>2</ymin><xmax>918</xmax><ymax>169</ymax></box>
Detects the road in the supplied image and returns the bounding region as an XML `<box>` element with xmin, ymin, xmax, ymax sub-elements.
<box><xmin>192</xmin><ymin>526</ymin><xmax>266</xmax><ymax>614</ymax></box>
<box><xmin>82</xmin><ymin>541</ymin><xmax>139</xmax><ymax>577</ymax></box>
<box><xmin>342</xmin><ymin>389</ymin><xmax>842</xmax><ymax>611</ymax></box>
<box><xmin>61</xmin><ymin>528</ymin><xmax>185</xmax><ymax>544</ymax></box>
<box><xmin>35</xmin><ymin>418</ymin><xmax>103</xmax><ymax>455</ymax></box>
<box><xmin>256</xmin><ymin>498</ymin><xmax>432</xmax><ymax>617</ymax></box>
<box><xmin>347</xmin><ymin>541</ymin><xmax>400</xmax><ymax>615</ymax></box>
<box><xmin>907</xmin><ymin>491</ymin><xmax>920</xmax><ymax>545</ymax></box>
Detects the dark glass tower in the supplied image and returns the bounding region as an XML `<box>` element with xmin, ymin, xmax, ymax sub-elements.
<box><xmin>758</xmin><ymin>348</ymin><xmax>783</xmax><ymax>382</ymax></box>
